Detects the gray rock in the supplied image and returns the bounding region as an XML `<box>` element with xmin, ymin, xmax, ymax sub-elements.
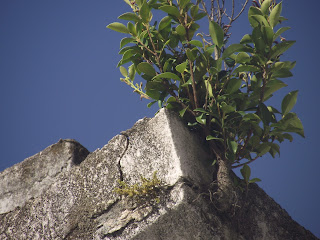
<box><xmin>0</xmin><ymin>109</ymin><xmax>318</xmax><ymax>240</ymax></box>
<box><xmin>0</xmin><ymin>139</ymin><xmax>89</xmax><ymax>214</ymax></box>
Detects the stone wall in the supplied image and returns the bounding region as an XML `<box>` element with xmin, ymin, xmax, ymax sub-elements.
<box><xmin>0</xmin><ymin>109</ymin><xmax>318</xmax><ymax>240</ymax></box>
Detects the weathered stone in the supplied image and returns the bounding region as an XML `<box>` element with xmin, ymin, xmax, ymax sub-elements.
<box><xmin>119</xmin><ymin>109</ymin><xmax>213</xmax><ymax>186</ymax></box>
<box><xmin>0</xmin><ymin>139</ymin><xmax>89</xmax><ymax>214</ymax></box>
<box><xmin>0</xmin><ymin>109</ymin><xmax>318</xmax><ymax>240</ymax></box>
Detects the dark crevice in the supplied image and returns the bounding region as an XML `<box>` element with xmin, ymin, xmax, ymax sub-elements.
<box><xmin>118</xmin><ymin>132</ymin><xmax>130</xmax><ymax>182</ymax></box>
<box><xmin>103</xmin><ymin>219</ymin><xmax>135</xmax><ymax>238</ymax></box>
<box><xmin>90</xmin><ymin>200</ymin><xmax>119</xmax><ymax>219</ymax></box>
<box><xmin>63</xmin><ymin>224</ymin><xmax>78</xmax><ymax>240</ymax></box>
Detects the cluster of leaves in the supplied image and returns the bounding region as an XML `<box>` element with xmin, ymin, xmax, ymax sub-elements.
<box><xmin>107</xmin><ymin>0</ymin><xmax>304</xmax><ymax>183</ymax></box>
<box><xmin>114</xmin><ymin>172</ymin><xmax>163</xmax><ymax>204</ymax></box>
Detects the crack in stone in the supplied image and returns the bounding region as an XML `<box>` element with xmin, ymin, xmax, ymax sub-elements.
<box><xmin>91</xmin><ymin>200</ymin><xmax>119</xmax><ymax>220</ymax></box>
<box><xmin>63</xmin><ymin>224</ymin><xmax>78</xmax><ymax>240</ymax></box>
<box><xmin>118</xmin><ymin>132</ymin><xmax>130</xmax><ymax>182</ymax></box>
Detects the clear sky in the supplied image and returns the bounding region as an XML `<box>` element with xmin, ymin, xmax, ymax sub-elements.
<box><xmin>1</xmin><ymin>0</ymin><xmax>319</xmax><ymax>237</ymax></box>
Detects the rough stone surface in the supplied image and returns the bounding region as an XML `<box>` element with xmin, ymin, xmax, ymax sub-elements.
<box><xmin>0</xmin><ymin>139</ymin><xmax>89</xmax><ymax>214</ymax></box>
<box><xmin>0</xmin><ymin>109</ymin><xmax>318</xmax><ymax>240</ymax></box>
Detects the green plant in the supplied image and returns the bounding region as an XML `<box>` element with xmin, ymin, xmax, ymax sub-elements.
<box><xmin>107</xmin><ymin>0</ymin><xmax>304</xmax><ymax>211</ymax></box>
<box><xmin>115</xmin><ymin>172</ymin><xmax>163</xmax><ymax>204</ymax></box>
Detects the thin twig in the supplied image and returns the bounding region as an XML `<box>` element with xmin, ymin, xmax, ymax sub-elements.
<box><xmin>146</xmin><ymin>26</ymin><xmax>162</xmax><ymax>72</ymax></box>
<box><xmin>210</xmin><ymin>0</ymin><xmax>215</xmax><ymax>21</ymax></box>
<box><xmin>235</xmin><ymin>129</ymin><xmax>253</xmax><ymax>160</ymax></box>
<box><xmin>188</xmin><ymin>60</ymin><xmax>199</xmax><ymax>109</ymax></box>
<box><xmin>232</xmin><ymin>156</ymin><xmax>260</xmax><ymax>169</ymax></box>
<box><xmin>136</xmin><ymin>38</ymin><xmax>157</xmax><ymax>56</ymax></box>
<box><xmin>232</xmin><ymin>0</ymin><xmax>249</xmax><ymax>22</ymax></box>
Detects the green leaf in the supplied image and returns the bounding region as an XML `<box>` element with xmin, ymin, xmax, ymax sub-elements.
<box><xmin>153</xmin><ymin>72</ymin><xmax>181</xmax><ymax>81</ymax></box>
<box><xmin>124</xmin><ymin>0</ymin><xmax>132</xmax><ymax>7</ymax></box>
<box><xmin>263</xmin><ymin>79</ymin><xmax>287</xmax><ymax>100</ymax></box>
<box><xmin>118</xmin><ymin>12</ymin><xmax>141</xmax><ymax>22</ymax></box>
<box><xmin>146</xmin><ymin>90</ymin><xmax>161</xmax><ymax>100</ymax></box>
<box><xmin>179</xmin><ymin>106</ymin><xmax>188</xmax><ymax>117</ymax></box>
<box><xmin>278</xmin><ymin>16</ymin><xmax>288</xmax><ymax>22</ymax></box>
<box><xmin>209</xmin><ymin>21</ymin><xmax>224</xmax><ymax>49</ymax></box>
<box><xmin>168</xmin><ymin>34</ymin><xmax>179</xmax><ymax>48</ymax></box>
<box><xmin>176</xmin><ymin>24</ymin><xmax>186</xmax><ymax>36</ymax></box>
<box><xmin>281</xmin><ymin>90</ymin><xmax>298</xmax><ymax>115</ymax></box>
<box><xmin>226</xmin><ymin>78</ymin><xmax>242</xmax><ymax>94</ymax></box>
<box><xmin>194</xmin><ymin>12</ymin><xmax>207</xmax><ymax>21</ymax></box>
<box><xmin>176</xmin><ymin>61</ymin><xmax>188</xmax><ymax>73</ymax></box>
<box><xmin>249</xmin><ymin>178</ymin><xmax>261</xmax><ymax>184</ymax></box>
<box><xmin>206</xmin><ymin>136</ymin><xmax>224</xmax><ymax>142</ymax></box>
<box><xmin>240</xmin><ymin>165</ymin><xmax>251</xmax><ymax>183</ymax></box>
<box><xmin>119</xmin><ymin>66</ymin><xmax>128</xmax><ymax>77</ymax></box>
<box><xmin>273</xmin><ymin>113</ymin><xmax>304</xmax><ymax>137</ymax></box>
<box><xmin>122</xmin><ymin>49</ymin><xmax>135</xmax><ymax>60</ymax></box>
<box><xmin>282</xmin><ymin>61</ymin><xmax>296</xmax><ymax>70</ymax></box>
<box><xmin>287</xmin><ymin>116</ymin><xmax>305</xmax><ymax>138</ymax></box>
<box><xmin>140</xmin><ymin>1</ymin><xmax>151</xmax><ymax>23</ymax></box>
<box><xmin>220</xmin><ymin>102</ymin><xmax>235</xmax><ymax>114</ymax></box>
<box><xmin>233</xmin><ymin>65</ymin><xmax>260</xmax><ymax>74</ymax></box>
<box><xmin>137</xmin><ymin>62</ymin><xmax>157</xmax><ymax>77</ymax></box>
<box><xmin>188</xmin><ymin>40</ymin><xmax>203</xmax><ymax>48</ymax></box>
<box><xmin>273</xmin><ymin>27</ymin><xmax>291</xmax><ymax>41</ymax></box>
<box><xmin>228</xmin><ymin>140</ymin><xmax>238</xmax><ymax>154</ymax></box>
<box><xmin>145</xmin><ymin>82</ymin><xmax>165</xmax><ymax>100</ymax></box>
<box><xmin>269</xmin><ymin>143</ymin><xmax>280</xmax><ymax>158</ymax></box>
<box><xmin>269</xmin><ymin>106</ymin><xmax>281</xmax><ymax>114</ymax></box>
<box><xmin>147</xmin><ymin>101</ymin><xmax>157</xmax><ymax>108</ymax></box>
<box><xmin>236</xmin><ymin>52</ymin><xmax>250</xmax><ymax>63</ymax></box>
<box><xmin>243</xmin><ymin>113</ymin><xmax>261</xmax><ymax>122</ymax></box>
<box><xmin>240</xmin><ymin>34</ymin><xmax>252</xmax><ymax>44</ymax></box>
<box><xmin>225</xmin><ymin>58</ymin><xmax>235</xmax><ymax>67</ymax></box>
<box><xmin>159</xmin><ymin>16</ymin><xmax>172</xmax><ymax>31</ymax></box>
<box><xmin>283</xmin><ymin>133</ymin><xmax>293</xmax><ymax>142</ymax></box>
<box><xmin>159</xmin><ymin>5</ymin><xmax>180</xmax><ymax>18</ymax></box>
<box><xmin>179</xmin><ymin>0</ymin><xmax>191</xmax><ymax>9</ymax></box>
<box><xmin>204</xmin><ymin>80</ymin><xmax>213</xmax><ymax>97</ymax></box>
<box><xmin>259</xmin><ymin>103</ymin><xmax>272</xmax><ymax>125</ymax></box>
<box><xmin>249</xmin><ymin>135</ymin><xmax>261</xmax><ymax>148</ymax></box>
<box><xmin>262</xmin><ymin>26</ymin><xmax>274</xmax><ymax>46</ymax></box>
<box><xmin>146</xmin><ymin>81</ymin><xmax>166</xmax><ymax>92</ymax></box>
<box><xmin>196</xmin><ymin>113</ymin><xmax>206</xmax><ymax>125</ymax></box>
<box><xmin>222</xmin><ymin>44</ymin><xmax>251</xmax><ymax>59</ymax></box>
<box><xmin>251</xmin><ymin>15</ymin><xmax>270</xmax><ymax>27</ymax></box>
<box><xmin>188</xmin><ymin>22</ymin><xmax>200</xmax><ymax>39</ymax></box>
<box><xmin>261</xmin><ymin>0</ymin><xmax>271</xmax><ymax>15</ymax></box>
<box><xmin>248</xmin><ymin>7</ymin><xmax>263</xmax><ymax>28</ymax></box>
<box><xmin>272</xmin><ymin>69</ymin><xmax>293</xmax><ymax>78</ymax></box>
<box><xmin>181</xmin><ymin>78</ymin><xmax>192</xmax><ymax>87</ymax></box>
<box><xmin>270</xmin><ymin>41</ymin><xmax>295</xmax><ymax>59</ymax></box>
<box><xmin>127</xmin><ymin>22</ymin><xmax>137</xmax><ymax>36</ymax></box>
<box><xmin>106</xmin><ymin>22</ymin><xmax>129</xmax><ymax>34</ymax></box>
<box><xmin>256</xmin><ymin>142</ymin><xmax>271</xmax><ymax>156</ymax></box>
<box><xmin>166</xmin><ymin>96</ymin><xmax>177</xmax><ymax>103</ymax></box>
<box><xmin>128</xmin><ymin>64</ymin><xmax>136</xmax><ymax>80</ymax></box>
<box><xmin>136</xmin><ymin>0</ymin><xmax>143</xmax><ymax>7</ymax></box>
<box><xmin>119</xmin><ymin>45</ymin><xmax>139</xmax><ymax>55</ymax></box>
<box><xmin>205</xmin><ymin>45</ymin><xmax>216</xmax><ymax>55</ymax></box>
<box><xmin>190</xmin><ymin>5</ymin><xmax>199</xmax><ymax>18</ymax></box>
<box><xmin>194</xmin><ymin>108</ymin><xmax>209</xmax><ymax>114</ymax></box>
<box><xmin>186</xmin><ymin>48</ymin><xmax>197</xmax><ymax>62</ymax></box>
<box><xmin>269</xmin><ymin>2</ymin><xmax>282</xmax><ymax>28</ymax></box>
<box><xmin>120</xmin><ymin>37</ymin><xmax>134</xmax><ymax>48</ymax></box>
<box><xmin>252</xmin><ymin>27</ymin><xmax>265</xmax><ymax>53</ymax></box>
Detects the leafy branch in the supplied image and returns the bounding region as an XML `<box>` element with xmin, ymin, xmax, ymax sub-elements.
<box><xmin>107</xmin><ymin>0</ymin><xmax>304</xmax><ymax>212</ymax></box>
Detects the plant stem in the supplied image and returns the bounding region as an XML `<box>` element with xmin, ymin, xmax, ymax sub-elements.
<box><xmin>188</xmin><ymin>60</ymin><xmax>199</xmax><ymax>109</ymax></box>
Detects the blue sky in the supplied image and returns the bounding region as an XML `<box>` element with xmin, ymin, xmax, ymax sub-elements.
<box><xmin>1</xmin><ymin>0</ymin><xmax>319</xmax><ymax>237</ymax></box>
